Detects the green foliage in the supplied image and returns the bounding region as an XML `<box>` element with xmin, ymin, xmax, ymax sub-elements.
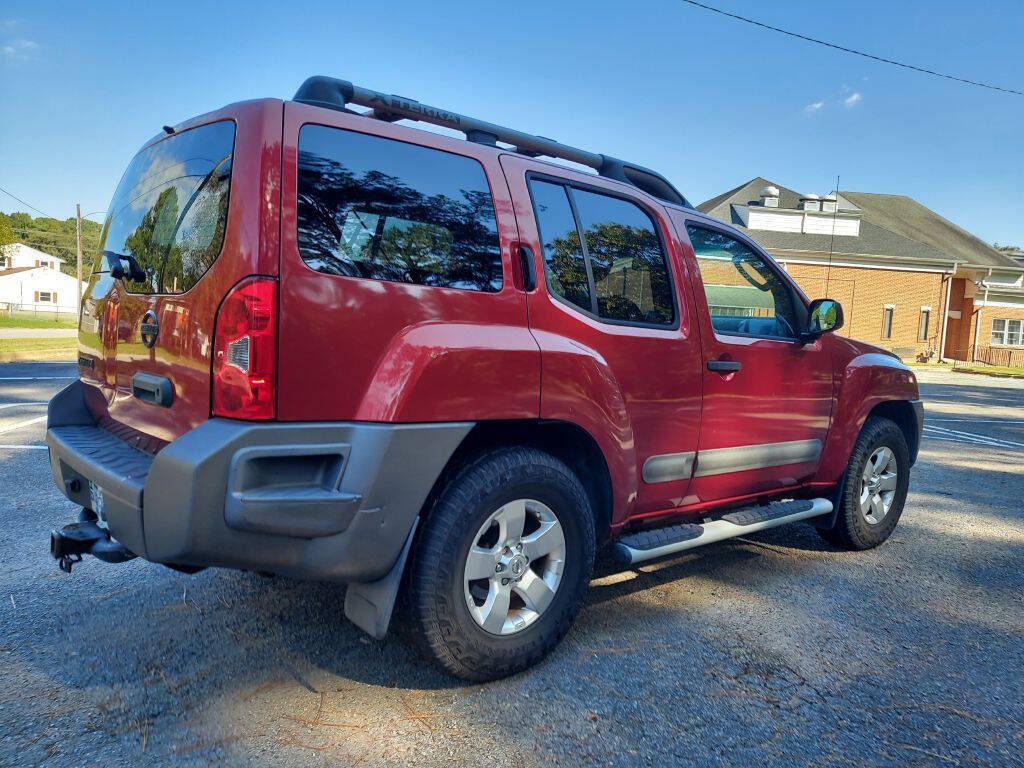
<box><xmin>0</xmin><ymin>210</ymin><xmax>103</xmax><ymax>276</ymax></box>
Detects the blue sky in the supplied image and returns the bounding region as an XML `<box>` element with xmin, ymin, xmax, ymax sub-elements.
<box><xmin>2</xmin><ymin>0</ymin><xmax>1023</xmax><ymax>245</ymax></box>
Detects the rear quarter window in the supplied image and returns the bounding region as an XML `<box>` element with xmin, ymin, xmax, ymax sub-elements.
<box><xmin>296</xmin><ymin>125</ymin><xmax>502</xmax><ymax>292</ymax></box>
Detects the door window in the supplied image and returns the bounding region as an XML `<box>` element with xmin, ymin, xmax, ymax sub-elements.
<box><xmin>686</xmin><ymin>225</ymin><xmax>797</xmax><ymax>339</ymax></box>
<box><xmin>572</xmin><ymin>189</ymin><xmax>674</xmax><ymax>324</ymax></box>
<box><xmin>529</xmin><ymin>180</ymin><xmax>591</xmax><ymax>311</ymax></box>
<box><xmin>529</xmin><ymin>178</ymin><xmax>675</xmax><ymax>326</ymax></box>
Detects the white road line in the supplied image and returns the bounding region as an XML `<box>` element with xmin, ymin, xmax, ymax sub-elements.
<box><xmin>0</xmin><ymin>376</ymin><xmax>75</xmax><ymax>381</ymax></box>
<box><xmin>0</xmin><ymin>444</ymin><xmax>48</xmax><ymax>450</ymax></box>
<box><xmin>0</xmin><ymin>402</ymin><xmax>47</xmax><ymax>410</ymax></box>
<box><xmin>927</xmin><ymin>418</ymin><xmax>1024</xmax><ymax>424</ymax></box>
<box><xmin>925</xmin><ymin>423</ymin><xmax>1024</xmax><ymax>447</ymax></box>
<box><xmin>923</xmin><ymin>425</ymin><xmax>1024</xmax><ymax>449</ymax></box>
<box><xmin>923</xmin><ymin>432</ymin><xmax>1007</xmax><ymax>449</ymax></box>
<box><xmin>0</xmin><ymin>415</ymin><xmax>47</xmax><ymax>435</ymax></box>
<box><xmin>925</xmin><ymin>396</ymin><xmax>1024</xmax><ymax>406</ymax></box>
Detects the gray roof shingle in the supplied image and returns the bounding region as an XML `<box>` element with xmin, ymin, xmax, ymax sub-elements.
<box><xmin>698</xmin><ymin>178</ymin><xmax>1020</xmax><ymax>270</ymax></box>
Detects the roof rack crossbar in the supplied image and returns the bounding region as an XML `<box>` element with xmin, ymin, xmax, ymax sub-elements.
<box><xmin>293</xmin><ymin>76</ymin><xmax>689</xmax><ymax>207</ymax></box>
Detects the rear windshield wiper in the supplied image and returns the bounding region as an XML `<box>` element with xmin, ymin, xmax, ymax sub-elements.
<box><xmin>103</xmin><ymin>250</ymin><xmax>147</xmax><ymax>283</ymax></box>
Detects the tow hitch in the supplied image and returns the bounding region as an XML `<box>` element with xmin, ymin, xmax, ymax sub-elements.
<box><xmin>50</xmin><ymin>515</ymin><xmax>136</xmax><ymax>573</ymax></box>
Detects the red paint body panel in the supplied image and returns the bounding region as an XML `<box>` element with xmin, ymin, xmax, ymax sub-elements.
<box><xmin>668</xmin><ymin>209</ymin><xmax>835</xmax><ymax>504</ymax></box>
<box><xmin>276</xmin><ymin>102</ymin><xmax>539</xmax><ymax>423</ymax></box>
<box><xmin>499</xmin><ymin>155</ymin><xmax>704</xmax><ymax>526</ymax></box>
<box><xmin>813</xmin><ymin>338</ymin><xmax>920</xmax><ymax>487</ymax></box>
<box><xmin>80</xmin><ymin>99</ymin><xmax>283</xmax><ymax>442</ymax></box>
<box><xmin>77</xmin><ymin>94</ymin><xmax>922</xmax><ymax>537</ymax></box>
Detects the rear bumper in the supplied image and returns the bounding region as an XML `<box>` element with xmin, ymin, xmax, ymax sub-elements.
<box><xmin>46</xmin><ymin>380</ymin><xmax>471</xmax><ymax>582</ymax></box>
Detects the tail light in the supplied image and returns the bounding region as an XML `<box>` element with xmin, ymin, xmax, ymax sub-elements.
<box><xmin>213</xmin><ymin>276</ymin><xmax>277</xmax><ymax>420</ymax></box>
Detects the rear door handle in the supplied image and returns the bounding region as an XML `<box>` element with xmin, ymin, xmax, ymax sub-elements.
<box><xmin>131</xmin><ymin>372</ymin><xmax>174</xmax><ymax>407</ymax></box>
<box><xmin>518</xmin><ymin>244</ymin><xmax>537</xmax><ymax>291</ymax></box>
<box><xmin>707</xmin><ymin>359</ymin><xmax>742</xmax><ymax>373</ymax></box>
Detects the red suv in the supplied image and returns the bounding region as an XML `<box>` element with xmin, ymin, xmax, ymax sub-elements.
<box><xmin>47</xmin><ymin>77</ymin><xmax>923</xmax><ymax>681</ymax></box>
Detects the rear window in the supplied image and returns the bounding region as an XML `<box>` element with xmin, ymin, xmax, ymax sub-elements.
<box><xmin>296</xmin><ymin>125</ymin><xmax>502</xmax><ymax>292</ymax></box>
<box><xmin>96</xmin><ymin>120</ymin><xmax>235</xmax><ymax>294</ymax></box>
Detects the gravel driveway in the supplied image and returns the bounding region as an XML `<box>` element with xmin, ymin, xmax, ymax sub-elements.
<box><xmin>1</xmin><ymin>363</ymin><xmax>1021</xmax><ymax>767</ymax></box>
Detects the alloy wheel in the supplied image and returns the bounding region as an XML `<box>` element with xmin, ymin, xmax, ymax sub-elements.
<box><xmin>859</xmin><ymin>446</ymin><xmax>898</xmax><ymax>525</ymax></box>
<box><xmin>463</xmin><ymin>499</ymin><xmax>566</xmax><ymax>635</ymax></box>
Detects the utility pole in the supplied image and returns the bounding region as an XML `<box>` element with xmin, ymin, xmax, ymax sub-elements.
<box><xmin>75</xmin><ymin>203</ymin><xmax>83</xmax><ymax>319</ymax></box>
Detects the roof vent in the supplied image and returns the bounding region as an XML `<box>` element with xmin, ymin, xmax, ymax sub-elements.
<box><xmin>821</xmin><ymin>193</ymin><xmax>838</xmax><ymax>213</ymax></box>
<box><xmin>800</xmin><ymin>193</ymin><xmax>821</xmax><ymax>212</ymax></box>
<box><xmin>760</xmin><ymin>185</ymin><xmax>780</xmax><ymax>208</ymax></box>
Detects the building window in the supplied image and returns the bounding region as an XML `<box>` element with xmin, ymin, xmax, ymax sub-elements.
<box><xmin>991</xmin><ymin>318</ymin><xmax>1023</xmax><ymax>347</ymax></box>
<box><xmin>37</xmin><ymin>291</ymin><xmax>52</xmax><ymax>303</ymax></box>
<box><xmin>918</xmin><ymin>307</ymin><xmax>931</xmax><ymax>342</ymax></box>
<box><xmin>882</xmin><ymin>306</ymin><xmax>894</xmax><ymax>339</ymax></box>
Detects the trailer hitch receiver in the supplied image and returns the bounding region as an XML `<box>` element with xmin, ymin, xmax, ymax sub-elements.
<box><xmin>50</xmin><ymin>519</ymin><xmax>135</xmax><ymax>573</ymax></box>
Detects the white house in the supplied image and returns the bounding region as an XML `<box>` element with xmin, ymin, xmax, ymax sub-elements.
<box><xmin>0</xmin><ymin>243</ymin><xmax>83</xmax><ymax>314</ymax></box>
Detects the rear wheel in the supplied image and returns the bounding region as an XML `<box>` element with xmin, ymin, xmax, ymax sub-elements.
<box><xmin>408</xmin><ymin>447</ymin><xmax>595</xmax><ymax>681</ymax></box>
<box><xmin>820</xmin><ymin>416</ymin><xmax>910</xmax><ymax>550</ymax></box>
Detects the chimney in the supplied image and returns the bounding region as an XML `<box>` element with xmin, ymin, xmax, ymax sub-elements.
<box><xmin>760</xmin><ymin>185</ymin><xmax>780</xmax><ymax>208</ymax></box>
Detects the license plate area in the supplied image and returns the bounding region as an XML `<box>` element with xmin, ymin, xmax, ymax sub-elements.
<box><xmin>88</xmin><ymin>481</ymin><xmax>106</xmax><ymax>521</ymax></box>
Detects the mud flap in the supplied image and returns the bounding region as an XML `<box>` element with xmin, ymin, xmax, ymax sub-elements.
<box><xmin>344</xmin><ymin>518</ymin><xmax>418</xmax><ymax>639</ymax></box>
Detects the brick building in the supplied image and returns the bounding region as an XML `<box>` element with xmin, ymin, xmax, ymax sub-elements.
<box><xmin>698</xmin><ymin>178</ymin><xmax>1024</xmax><ymax>364</ymax></box>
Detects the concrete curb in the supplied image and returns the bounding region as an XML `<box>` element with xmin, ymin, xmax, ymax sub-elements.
<box><xmin>951</xmin><ymin>369</ymin><xmax>1024</xmax><ymax>380</ymax></box>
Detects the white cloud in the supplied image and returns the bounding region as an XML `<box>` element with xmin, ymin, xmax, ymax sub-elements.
<box><xmin>843</xmin><ymin>92</ymin><xmax>863</xmax><ymax>108</ymax></box>
<box><xmin>2</xmin><ymin>38</ymin><xmax>37</xmax><ymax>59</ymax></box>
<box><xmin>803</xmin><ymin>100</ymin><xmax>825</xmax><ymax>114</ymax></box>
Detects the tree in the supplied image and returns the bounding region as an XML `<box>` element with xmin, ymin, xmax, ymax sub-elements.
<box><xmin>0</xmin><ymin>210</ymin><xmax>103</xmax><ymax>276</ymax></box>
<box><xmin>0</xmin><ymin>216</ymin><xmax>13</xmax><ymax>260</ymax></box>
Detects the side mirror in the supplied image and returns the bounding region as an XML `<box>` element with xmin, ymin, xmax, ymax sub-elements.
<box><xmin>802</xmin><ymin>298</ymin><xmax>844</xmax><ymax>342</ymax></box>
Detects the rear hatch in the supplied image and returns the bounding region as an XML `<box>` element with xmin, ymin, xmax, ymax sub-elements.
<box><xmin>78</xmin><ymin>103</ymin><xmax>281</xmax><ymax>443</ymax></box>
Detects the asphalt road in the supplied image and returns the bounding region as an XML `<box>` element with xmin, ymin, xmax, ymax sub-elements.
<box><xmin>1</xmin><ymin>362</ymin><xmax>1022</xmax><ymax>767</ymax></box>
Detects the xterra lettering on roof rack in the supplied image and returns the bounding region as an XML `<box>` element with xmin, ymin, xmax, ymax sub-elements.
<box><xmin>292</xmin><ymin>75</ymin><xmax>690</xmax><ymax>208</ymax></box>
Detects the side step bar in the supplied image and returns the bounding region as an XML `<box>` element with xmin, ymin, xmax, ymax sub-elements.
<box><xmin>611</xmin><ymin>498</ymin><xmax>832</xmax><ymax>566</ymax></box>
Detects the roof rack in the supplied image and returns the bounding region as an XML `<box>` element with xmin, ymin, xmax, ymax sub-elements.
<box><xmin>293</xmin><ymin>76</ymin><xmax>689</xmax><ymax>207</ymax></box>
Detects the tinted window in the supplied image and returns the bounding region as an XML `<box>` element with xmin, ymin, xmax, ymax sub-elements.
<box><xmin>297</xmin><ymin>125</ymin><xmax>501</xmax><ymax>292</ymax></box>
<box><xmin>98</xmin><ymin>120</ymin><xmax>234</xmax><ymax>294</ymax></box>
<box><xmin>572</xmin><ymin>189</ymin><xmax>674</xmax><ymax>324</ymax></box>
<box><xmin>686</xmin><ymin>225</ymin><xmax>797</xmax><ymax>339</ymax></box>
<box><xmin>529</xmin><ymin>180</ymin><xmax>591</xmax><ymax>311</ymax></box>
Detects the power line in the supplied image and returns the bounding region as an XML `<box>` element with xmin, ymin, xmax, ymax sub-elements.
<box><xmin>679</xmin><ymin>0</ymin><xmax>1023</xmax><ymax>96</ymax></box>
<box><xmin>0</xmin><ymin>185</ymin><xmax>57</xmax><ymax>218</ymax></box>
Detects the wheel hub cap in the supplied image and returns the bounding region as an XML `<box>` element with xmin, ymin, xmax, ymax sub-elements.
<box><xmin>859</xmin><ymin>446</ymin><xmax>898</xmax><ymax>526</ymax></box>
<box><xmin>463</xmin><ymin>499</ymin><xmax>566</xmax><ymax>636</ymax></box>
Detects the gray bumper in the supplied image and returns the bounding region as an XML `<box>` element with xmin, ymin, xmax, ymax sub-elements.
<box><xmin>46</xmin><ymin>380</ymin><xmax>471</xmax><ymax>583</ymax></box>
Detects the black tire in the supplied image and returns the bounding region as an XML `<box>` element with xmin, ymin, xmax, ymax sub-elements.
<box><xmin>819</xmin><ymin>416</ymin><xmax>910</xmax><ymax>550</ymax></box>
<box><xmin>407</xmin><ymin>446</ymin><xmax>595</xmax><ymax>681</ymax></box>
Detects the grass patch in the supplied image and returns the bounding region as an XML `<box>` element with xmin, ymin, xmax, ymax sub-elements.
<box><xmin>951</xmin><ymin>364</ymin><xmax>1024</xmax><ymax>378</ymax></box>
<box><xmin>0</xmin><ymin>338</ymin><xmax>77</xmax><ymax>353</ymax></box>
<box><xmin>0</xmin><ymin>314</ymin><xmax>78</xmax><ymax>329</ymax></box>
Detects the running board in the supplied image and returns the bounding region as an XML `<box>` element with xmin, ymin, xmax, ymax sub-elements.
<box><xmin>611</xmin><ymin>498</ymin><xmax>832</xmax><ymax>566</ymax></box>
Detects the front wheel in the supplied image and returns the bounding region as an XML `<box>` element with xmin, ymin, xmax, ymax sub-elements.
<box><xmin>407</xmin><ymin>447</ymin><xmax>595</xmax><ymax>681</ymax></box>
<box><xmin>820</xmin><ymin>416</ymin><xmax>911</xmax><ymax>550</ymax></box>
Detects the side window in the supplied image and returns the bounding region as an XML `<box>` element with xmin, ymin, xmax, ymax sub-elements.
<box><xmin>529</xmin><ymin>179</ymin><xmax>675</xmax><ymax>326</ymax></box>
<box><xmin>296</xmin><ymin>125</ymin><xmax>501</xmax><ymax>292</ymax></box>
<box><xmin>686</xmin><ymin>225</ymin><xmax>798</xmax><ymax>339</ymax></box>
<box><xmin>572</xmin><ymin>189</ymin><xmax>674</xmax><ymax>324</ymax></box>
<box><xmin>529</xmin><ymin>180</ymin><xmax>592</xmax><ymax>311</ymax></box>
